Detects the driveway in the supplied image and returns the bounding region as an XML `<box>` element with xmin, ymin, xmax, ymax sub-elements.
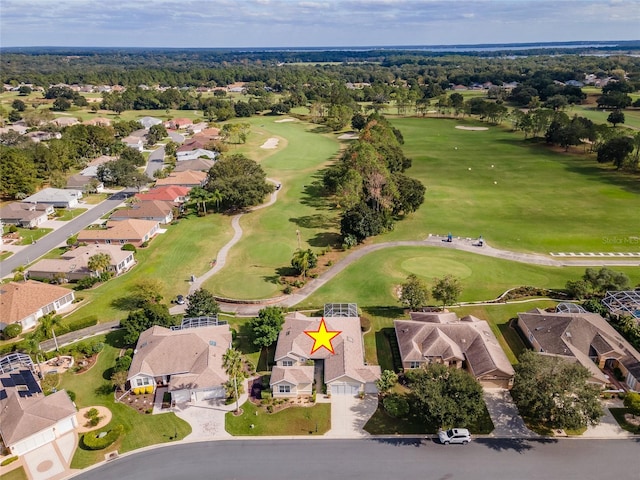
<box><xmin>172</xmin><ymin>400</ymin><xmax>231</xmax><ymax>440</ymax></box>
<box><xmin>21</xmin><ymin>431</ymin><xmax>77</xmax><ymax>480</ymax></box>
<box><xmin>483</xmin><ymin>388</ymin><xmax>538</xmax><ymax>438</ymax></box>
<box><xmin>582</xmin><ymin>398</ymin><xmax>633</xmax><ymax>439</ymax></box>
<box><xmin>326</xmin><ymin>394</ymin><xmax>377</xmax><ymax>438</ymax></box>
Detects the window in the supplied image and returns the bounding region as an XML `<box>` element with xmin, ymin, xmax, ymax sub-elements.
<box><xmin>105</xmin><ymin>239</ymin><xmax>111</xmax><ymax>244</ymax></box>
<box><xmin>279</xmin><ymin>385</ymin><xmax>291</xmax><ymax>393</ymax></box>
<box><xmin>282</xmin><ymin>360</ymin><xmax>293</xmax><ymax>367</ymax></box>
<box><xmin>136</xmin><ymin>377</ymin><xmax>151</xmax><ymax>387</ymax></box>
<box><xmin>409</xmin><ymin>361</ymin><xmax>421</xmax><ymax>368</ymax></box>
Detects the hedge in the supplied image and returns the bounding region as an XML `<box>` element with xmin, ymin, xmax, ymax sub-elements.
<box><xmin>0</xmin><ymin>456</ymin><xmax>18</xmax><ymax>466</ymax></box>
<box><xmin>66</xmin><ymin>315</ymin><xmax>98</xmax><ymax>332</ymax></box>
<box><xmin>82</xmin><ymin>425</ymin><xmax>124</xmax><ymax>450</ymax></box>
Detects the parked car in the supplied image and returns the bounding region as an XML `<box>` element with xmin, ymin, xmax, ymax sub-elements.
<box><xmin>275</xmin><ymin>183</ymin><xmax>282</xmax><ymax>190</ymax></box>
<box><xmin>438</xmin><ymin>428</ymin><xmax>471</xmax><ymax>445</ymax></box>
<box><xmin>176</xmin><ymin>294</ymin><xmax>185</xmax><ymax>305</ymax></box>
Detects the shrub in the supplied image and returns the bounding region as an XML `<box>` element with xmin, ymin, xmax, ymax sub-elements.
<box><xmin>145</xmin><ymin>385</ymin><xmax>153</xmax><ymax>394</ymax></box>
<box><xmin>261</xmin><ymin>391</ymin><xmax>272</xmax><ymax>402</ymax></box>
<box><xmin>0</xmin><ymin>456</ymin><xmax>18</xmax><ymax>467</ymax></box>
<box><xmin>66</xmin><ymin>316</ymin><xmax>98</xmax><ymax>332</ymax></box>
<box><xmin>140</xmin><ymin>241</ymin><xmax>149</xmax><ymax>248</ymax></box>
<box><xmin>87</xmin><ymin>416</ymin><xmax>101</xmax><ymax>427</ymax></box>
<box><xmin>360</xmin><ymin>315</ymin><xmax>371</xmax><ymax>332</ymax></box>
<box><xmin>383</xmin><ymin>394</ymin><xmax>410</xmax><ymax>418</ymax></box>
<box><xmin>41</xmin><ymin>373</ymin><xmax>60</xmax><ymax>395</ymax></box>
<box><xmin>75</xmin><ymin>276</ymin><xmax>100</xmax><ymax>290</ymax></box>
<box><xmin>121</xmin><ymin>243</ymin><xmax>137</xmax><ymax>252</ymax></box>
<box><xmin>2</xmin><ymin>323</ymin><xmax>22</xmax><ymax>339</ymax></box>
<box><xmin>114</xmin><ymin>355</ymin><xmax>132</xmax><ymax>372</ymax></box>
<box><xmin>8</xmin><ymin>225</ymin><xmax>18</xmax><ymax>234</ymax></box>
<box><xmin>67</xmin><ymin>390</ymin><xmax>76</xmax><ymax>402</ymax></box>
<box><xmin>283</xmin><ymin>285</ymin><xmax>293</xmax><ymax>295</ymax></box>
<box><xmin>82</xmin><ymin>425</ymin><xmax>124</xmax><ymax>450</ymax></box>
<box><xmin>133</xmin><ymin>387</ymin><xmax>142</xmax><ymax>395</ymax></box>
<box><xmin>85</xmin><ymin>408</ymin><xmax>99</xmax><ymax>419</ymax></box>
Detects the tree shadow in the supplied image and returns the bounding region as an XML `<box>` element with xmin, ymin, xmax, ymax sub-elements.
<box><xmin>275</xmin><ymin>266</ymin><xmax>298</xmax><ymax>277</ymax></box>
<box><xmin>110</xmin><ymin>296</ymin><xmax>141</xmax><ymax>311</ymax></box>
<box><xmin>105</xmin><ymin>330</ymin><xmax>127</xmax><ymax>348</ymax></box>
<box><xmin>367</xmin><ymin>437</ymin><xmax>424</xmax><ymax>448</ymax></box>
<box><xmin>308</xmin><ymin>232</ymin><xmax>341</xmax><ymax>248</ymax></box>
<box><xmin>475</xmin><ymin>437</ymin><xmax>557</xmax><ymax>453</ymax></box>
<box><xmin>299</xmin><ymin>176</ymin><xmax>334</xmax><ymax>210</ymax></box>
<box><xmin>261</xmin><ymin>273</ymin><xmax>282</xmax><ymax>286</ymax></box>
<box><xmin>289</xmin><ymin>214</ymin><xmax>336</xmax><ymax>230</ymax></box>
<box><xmin>308</xmin><ymin>125</ymin><xmax>333</xmax><ymax>134</ymax></box>
<box><xmin>364</xmin><ymin>306</ymin><xmax>405</xmax><ymax>319</ymax></box>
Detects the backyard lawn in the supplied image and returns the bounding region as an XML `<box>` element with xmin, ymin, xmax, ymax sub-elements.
<box><xmin>13</xmin><ymin>227</ymin><xmax>52</xmax><ymax>245</ymax></box>
<box><xmin>61</xmin><ymin>212</ymin><xmax>232</xmax><ymax>324</ymax></box>
<box><xmin>225</xmin><ymin>400</ymin><xmax>330</xmax><ymax>436</ymax></box>
<box><xmin>58</xmin><ymin>331</ymin><xmax>191</xmax><ymax>469</ymax></box>
<box><xmin>55</xmin><ymin>208</ymin><xmax>87</xmax><ymax>221</ymax></box>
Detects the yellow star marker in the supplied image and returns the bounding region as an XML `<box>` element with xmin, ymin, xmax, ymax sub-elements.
<box><xmin>305</xmin><ymin>318</ymin><xmax>341</xmax><ymax>355</ymax></box>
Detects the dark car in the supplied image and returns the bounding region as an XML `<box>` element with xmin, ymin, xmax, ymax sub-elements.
<box><xmin>176</xmin><ymin>295</ymin><xmax>185</xmax><ymax>305</ymax></box>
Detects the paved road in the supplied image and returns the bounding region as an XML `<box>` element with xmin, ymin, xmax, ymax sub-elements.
<box><xmin>145</xmin><ymin>145</ymin><xmax>165</xmax><ymax>178</ymax></box>
<box><xmin>71</xmin><ymin>438</ymin><xmax>640</xmax><ymax>480</ymax></box>
<box><xmin>0</xmin><ymin>190</ymin><xmax>132</xmax><ymax>276</ymax></box>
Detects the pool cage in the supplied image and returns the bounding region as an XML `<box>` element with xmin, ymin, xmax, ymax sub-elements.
<box><xmin>602</xmin><ymin>291</ymin><xmax>640</xmax><ymax>320</ymax></box>
<box><xmin>323</xmin><ymin>303</ymin><xmax>358</xmax><ymax>318</ymax></box>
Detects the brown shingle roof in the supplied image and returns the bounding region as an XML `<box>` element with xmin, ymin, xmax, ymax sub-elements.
<box><xmin>155</xmin><ymin>170</ymin><xmax>207</xmax><ymax>187</ymax></box>
<box><xmin>0</xmin><ymin>388</ymin><xmax>76</xmax><ymax>445</ymax></box>
<box><xmin>28</xmin><ymin>244</ymin><xmax>133</xmax><ymax>276</ymax></box>
<box><xmin>128</xmin><ymin>325</ymin><xmax>232</xmax><ymax>392</ymax></box>
<box><xmin>270</xmin><ymin>366</ymin><xmax>314</xmax><ymax>385</ymax></box>
<box><xmin>110</xmin><ymin>200</ymin><xmax>172</xmax><ymax>221</ymax></box>
<box><xmin>77</xmin><ymin>219</ymin><xmax>158</xmax><ymax>243</ymax></box>
<box><xmin>0</xmin><ymin>281</ymin><xmax>74</xmax><ymax>325</ymax></box>
<box><xmin>173</xmin><ymin>158</ymin><xmax>215</xmax><ymax>172</ymax></box>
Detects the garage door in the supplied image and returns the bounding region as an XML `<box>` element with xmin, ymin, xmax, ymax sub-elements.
<box><xmin>196</xmin><ymin>387</ymin><xmax>225</xmax><ymax>401</ymax></box>
<box><xmin>13</xmin><ymin>429</ymin><xmax>55</xmax><ymax>456</ymax></box>
<box><xmin>331</xmin><ymin>383</ymin><xmax>360</xmax><ymax>395</ymax></box>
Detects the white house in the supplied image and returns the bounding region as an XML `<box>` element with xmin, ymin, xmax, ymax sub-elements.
<box><xmin>0</xmin><ymin>281</ymin><xmax>75</xmax><ymax>331</ymax></box>
<box><xmin>22</xmin><ymin>188</ymin><xmax>83</xmax><ymax>209</ymax></box>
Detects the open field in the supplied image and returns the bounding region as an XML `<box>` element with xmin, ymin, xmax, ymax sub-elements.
<box><xmin>62</xmin><ymin>212</ymin><xmax>232</xmax><ymax>324</ymax></box>
<box><xmin>567</xmin><ymin>104</ymin><xmax>640</xmax><ymax>130</ymax></box>
<box><xmin>381</xmin><ymin>117</ymin><xmax>640</xmax><ymax>253</ymax></box>
<box><xmin>202</xmin><ymin>116</ymin><xmax>342</xmax><ymax>299</ymax></box>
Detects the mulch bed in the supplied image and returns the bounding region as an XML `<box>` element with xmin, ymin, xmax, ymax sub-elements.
<box><xmin>118</xmin><ymin>390</ymin><xmax>155</xmax><ymax>414</ymax></box>
<box><xmin>74</xmin><ymin>353</ymin><xmax>99</xmax><ymax>374</ymax></box>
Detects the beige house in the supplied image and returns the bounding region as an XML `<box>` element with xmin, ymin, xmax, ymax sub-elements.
<box><xmin>0</xmin><ymin>202</ymin><xmax>53</xmax><ymax>228</ymax></box>
<box><xmin>395</xmin><ymin>311</ymin><xmax>515</xmax><ymax>389</ymax></box>
<box><xmin>0</xmin><ymin>367</ymin><xmax>77</xmax><ymax>456</ymax></box>
<box><xmin>517</xmin><ymin>308</ymin><xmax>640</xmax><ymax>391</ymax></box>
<box><xmin>0</xmin><ymin>281</ymin><xmax>75</xmax><ymax>331</ymax></box>
<box><xmin>77</xmin><ymin>219</ymin><xmax>160</xmax><ymax>247</ymax></box>
<box><xmin>110</xmin><ymin>200</ymin><xmax>174</xmax><ymax>224</ymax></box>
<box><xmin>271</xmin><ymin>312</ymin><xmax>381</xmax><ymax>397</ymax></box>
<box><xmin>27</xmin><ymin>244</ymin><xmax>135</xmax><ymax>282</ymax></box>
<box><xmin>154</xmin><ymin>170</ymin><xmax>208</xmax><ymax>188</ymax></box>
<box><xmin>127</xmin><ymin>324</ymin><xmax>232</xmax><ymax>403</ymax></box>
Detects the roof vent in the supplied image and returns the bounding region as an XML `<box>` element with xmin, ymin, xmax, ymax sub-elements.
<box><xmin>347</xmin><ymin>336</ymin><xmax>353</xmax><ymax>342</ymax></box>
<box><xmin>565</xmin><ymin>332</ymin><xmax>572</xmax><ymax>338</ymax></box>
<box><xmin>209</xmin><ymin>340</ymin><xmax>216</xmax><ymax>346</ymax></box>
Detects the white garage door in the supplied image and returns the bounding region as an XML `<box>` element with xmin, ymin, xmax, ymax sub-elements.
<box><xmin>196</xmin><ymin>387</ymin><xmax>225</xmax><ymax>401</ymax></box>
<box><xmin>56</xmin><ymin>417</ymin><xmax>76</xmax><ymax>436</ymax></box>
<box><xmin>13</xmin><ymin>429</ymin><xmax>55</xmax><ymax>456</ymax></box>
<box><xmin>331</xmin><ymin>383</ymin><xmax>360</xmax><ymax>395</ymax></box>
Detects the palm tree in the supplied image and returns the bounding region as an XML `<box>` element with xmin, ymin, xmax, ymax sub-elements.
<box><xmin>189</xmin><ymin>186</ymin><xmax>211</xmax><ymax>215</ymax></box>
<box><xmin>209</xmin><ymin>189</ymin><xmax>223</xmax><ymax>212</ymax></box>
<box><xmin>87</xmin><ymin>253</ymin><xmax>112</xmax><ymax>277</ymax></box>
<box><xmin>12</xmin><ymin>265</ymin><xmax>26</xmax><ymax>282</ymax></box>
<box><xmin>222</xmin><ymin>348</ymin><xmax>243</xmax><ymax>414</ymax></box>
<box><xmin>291</xmin><ymin>248</ymin><xmax>317</xmax><ymax>280</ymax></box>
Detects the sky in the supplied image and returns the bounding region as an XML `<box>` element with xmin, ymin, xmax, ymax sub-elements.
<box><xmin>1</xmin><ymin>0</ymin><xmax>639</xmax><ymax>49</ymax></box>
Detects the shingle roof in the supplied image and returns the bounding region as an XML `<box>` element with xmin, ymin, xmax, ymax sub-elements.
<box><xmin>270</xmin><ymin>365</ymin><xmax>314</xmax><ymax>385</ymax></box>
<box><xmin>77</xmin><ymin>219</ymin><xmax>158</xmax><ymax>242</ymax></box>
<box><xmin>28</xmin><ymin>244</ymin><xmax>133</xmax><ymax>276</ymax></box>
<box><xmin>274</xmin><ymin>313</ymin><xmax>380</xmax><ymax>385</ymax></box>
<box><xmin>154</xmin><ymin>170</ymin><xmax>207</xmax><ymax>187</ymax></box>
<box><xmin>128</xmin><ymin>325</ymin><xmax>232</xmax><ymax>393</ymax></box>
<box><xmin>135</xmin><ymin>186</ymin><xmax>190</xmax><ymax>203</ymax></box>
<box><xmin>110</xmin><ymin>200</ymin><xmax>172</xmax><ymax>220</ymax></box>
<box><xmin>0</xmin><ymin>281</ymin><xmax>74</xmax><ymax>325</ymax></box>
<box><xmin>0</xmin><ymin>203</ymin><xmax>47</xmax><ymax>222</ymax></box>
<box><xmin>173</xmin><ymin>158</ymin><xmax>215</xmax><ymax>172</ymax></box>
<box><xmin>0</xmin><ymin>389</ymin><xmax>76</xmax><ymax>446</ymax></box>
<box><xmin>395</xmin><ymin>312</ymin><xmax>515</xmax><ymax>379</ymax></box>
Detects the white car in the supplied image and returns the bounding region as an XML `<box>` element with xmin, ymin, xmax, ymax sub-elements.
<box><xmin>438</xmin><ymin>428</ymin><xmax>471</xmax><ymax>445</ymax></box>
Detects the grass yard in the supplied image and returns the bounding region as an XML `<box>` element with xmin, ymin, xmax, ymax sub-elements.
<box><xmin>567</xmin><ymin>104</ymin><xmax>640</xmax><ymax>130</ymax></box>
<box><xmin>62</xmin><ymin>212</ymin><xmax>232</xmax><ymax>324</ymax></box>
<box><xmin>59</xmin><ymin>331</ymin><xmax>191</xmax><ymax>469</ymax></box>
<box><xmin>364</xmin><ymin>399</ymin><xmax>494</xmax><ymax>435</ymax></box>
<box><xmin>383</xmin><ymin>117</ymin><xmax>640</xmax><ymax>254</ymax></box>
<box><xmin>225</xmin><ymin>400</ymin><xmax>330</xmax><ymax>436</ymax></box>
<box><xmin>55</xmin><ymin>208</ymin><xmax>87</xmax><ymax>221</ymax></box>
<box><xmin>82</xmin><ymin>193</ymin><xmax>110</xmax><ymax>205</ymax></box>
<box><xmin>0</xmin><ymin>251</ymin><xmax>13</xmax><ymax>261</ymax></box>
<box><xmin>203</xmin><ymin>116</ymin><xmax>342</xmax><ymax>299</ymax></box>
<box><xmin>609</xmin><ymin>408</ymin><xmax>640</xmax><ymax>434</ymax></box>
<box><xmin>0</xmin><ymin>466</ymin><xmax>28</xmax><ymax>480</ymax></box>
<box><xmin>14</xmin><ymin>227</ymin><xmax>53</xmax><ymax>245</ymax></box>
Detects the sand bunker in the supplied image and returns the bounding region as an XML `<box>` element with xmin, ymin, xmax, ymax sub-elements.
<box><xmin>455</xmin><ymin>126</ymin><xmax>489</xmax><ymax>131</ymax></box>
<box><xmin>274</xmin><ymin>118</ymin><xmax>296</xmax><ymax>123</ymax></box>
<box><xmin>260</xmin><ymin>137</ymin><xmax>279</xmax><ymax>149</ymax></box>
<box><xmin>337</xmin><ymin>133</ymin><xmax>359</xmax><ymax>140</ymax></box>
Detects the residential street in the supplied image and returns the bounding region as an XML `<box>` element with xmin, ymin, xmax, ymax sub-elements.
<box><xmin>144</xmin><ymin>145</ymin><xmax>165</xmax><ymax>178</ymax></box>
<box><xmin>71</xmin><ymin>438</ymin><xmax>640</xmax><ymax>480</ymax></box>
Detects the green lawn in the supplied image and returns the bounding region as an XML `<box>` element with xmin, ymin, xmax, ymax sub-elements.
<box><xmin>382</xmin><ymin>117</ymin><xmax>640</xmax><ymax>254</ymax></box>
<box><xmin>225</xmin><ymin>400</ymin><xmax>330</xmax><ymax>436</ymax></box>
<box><xmin>59</xmin><ymin>331</ymin><xmax>191</xmax><ymax>469</ymax></box>
<box><xmin>55</xmin><ymin>208</ymin><xmax>87</xmax><ymax>221</ymax></box>
<box><xmin>62</xmin><ymin>213</ymin><xmax>232</xmax><ymax>324</ymax></box>
<box><xmin>609</xmin><ymin>408</ymin><xmax>640</xmax><ymax>434</ymax></box>
<box><xmin>567</xmin><ymin>104</ymin><xmax>640</xmax><ymax>130</ymax></box>
<box><xmin>83</xmin><ymin>193</ymin><xmax>110</xmax><ymax>205</ymax></box>
<box><xmin>0</xmin><ymin>250</ymin><xmax>13</xmax><ymax>261</ymax></box>
<box><xmin>15</xmin><ymin>227</ymin><xmax>52</xmax><ymax>245</ymax></box>
<box><xmin>203</xmin><ymin>116</ymin><xmax>342</xmax><ymax>299</ymax></box>
<box><xmin>0</xmin><ymin>466</ymin><xmax>27</xmax><ymax>480</ymax></box>
<box><xmin>364</xmin><ymin>399</ymin><xmax>494</xmax><ymax>435</ymax></box>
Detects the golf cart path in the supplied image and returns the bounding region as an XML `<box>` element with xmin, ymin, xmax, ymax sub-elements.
<box><xmin>177</xmin><ymin>184</ymin><xmax>639</xmax><ymax>315</ymax></box>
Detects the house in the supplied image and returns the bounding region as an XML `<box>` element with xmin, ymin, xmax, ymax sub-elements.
<box><xmin>138</xmin><ymin>116</ymin><xmax>163</xmax><ymax>129</ymax></box>
<box><xmin>0</xmin><ymin>202</ymin><xmax>53</xmax><ymax>228</ymax></box>
<box><xmin>22</xmin><ymin>188</ymin><xmax>83</xmax><ymax>209</ymax></box>
<box><xmin>110</xmin><ymin>200</ymin><xmax>174</xmax><ymax>224</ymax></box>
<box><xmin>77</xmin><ymin>219</ymin><xmax>160</xmax><ymax>247</ymax></box>
<box><xmin>0</xmin><ymin>281</ymin><xmax>75</xmax><ymax>331</ymax></box>
<box><xmin>25</xmin><ymin>131</ymin><xmax>62</xmax><ymax>143</ymax></box>
<box><xmin>27</xmin><ymin>244</ymin><xmax>135</xmax><ymax>282</ymax></box>
<box><xmin>395</xmin><ymin>311</ymin><xmax>515</xmax><ymax>389</ymax></box>
<box><xmin>165</xmin><ymin>118</ymin><xmax>193</xmax><ymax>130</ymax></box>
<box><xmin>187</xmin><ymin>122</ymin><xmax>209</xmax><ymax>134</ymax></box>
<box><xmin>0</xmin><ymin>362</ymin><xmax>77</xmax><ymax>456</ymax></box>
<box><xmin>271</xmin><ymin>311</ymin><xmax>381</xmax><ymax>397</ymax></box>
<box><xmin>176</xmin><ymin>149</ymin><xmax>218</xmax><ymax>162</ymax></box>
<box><xmin>127</xmin><ymin>324</ymin><xmax>232</xmax><ymax>402</ymax></box>
<box><xmin>173</xmin><ymin>158</ymin><xmax>215</xmax><ymax>172</ymax></box>
<box><xmin>155</xmin><ymin>170</ymin><xmax>208</xmax><ymax>188</ymax></box>
<box><xmin>79</xmin><ymin>155</ymin><xmax>117</xmax><ymax>177</ymax></box>
<box><xmin>122</xmin><ymin>135</ymin><xmax>144</xmax><ymax>151</ymax></box>
<box><xmin>134</xmin><ymin>185</ymin><xmax>190</xmax><ymax>206</ymax></box>
<box><xmin>83</xmin><ymin>117</ymin><xmax>112</xmax><ymax>127</ymax></box>
<box><xmin>177</xmin><ymin>139</ymin><xmax>209</xmax><ymax>153</ymax></box>
<box><xmin>66</xmin><ymin>174</ymin><xmax>104</xmax><ymax>193</ymax></box>
<box><xmin>51</xmin><ymin>117</ymin><xmax>79</xmax><ymax>128</ymax></box>
<box><xmin>517</xmin><ymin>307</ymin><xmax>640</xmax><ymax>391</ymax></box>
